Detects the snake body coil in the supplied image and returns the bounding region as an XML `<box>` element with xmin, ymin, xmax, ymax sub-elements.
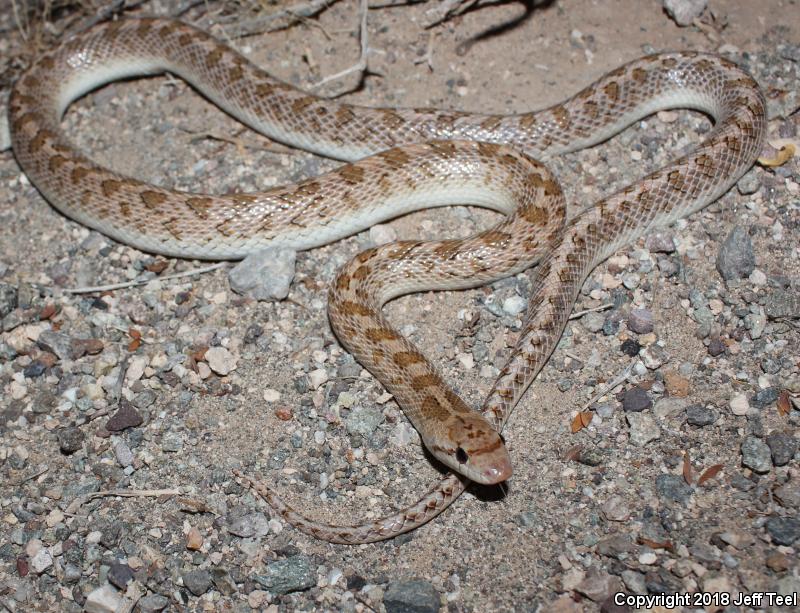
<box><xmin>10</xmin><ymin>18</ymin><xmax>766</xmax><ymax>543</ymax></box>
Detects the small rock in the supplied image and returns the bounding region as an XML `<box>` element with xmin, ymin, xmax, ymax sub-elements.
<box><xmin>107</xmin><ymin>562</ymin><xmax>134</xmax><ymax>589</ymax></box>
<box><xmin>707</xmin><ymin>338</ymin><xmax>726</xmax><ymax>357</ymax></box>
<box><xmin>84</xmin><ymin>583</ymin><xmax>124</xmax><ymax>613</ymax></box>
<box><xmin>645</xmin><ymin>234</ymin><xmax>675</xmax><ymax>253</ymax></box>
<box><xmin>730</xmin><ymin>394</ymin><xmax>749</xmax><ymax>416</ymax></box>
<box><xmin>211</xmin><ymin>568</ymin><xmax>237</xmax><ymax>596</ymax></box>
<box><xmin>662</xmin><ymin>0</ymin><xmax>708</xmax><ymax>26</ymax></box>
<box><xmin>766</xmin><ymin>432</ymin><xmax>797</xmax><ymax>466</ymax></box>
<box><xmin>765</xmin><ymin>289</ymin><xmax>800</xmax><ymax>320</ymax></box>
<box><xmin>627</xmin><ymin>413</ymin><xmax>661</xmax><ymax>446</ymax></box>
<box><xmin>309</xmin><ymin>368</ymin><xmax>329</xmax><ymax>389</ymax></box>
<box><xmin>253</xmin><ymin>555</ymin><xmax>315</xmax><ymax>595</ymax></box>
<box><xmin>228</xmin><ymin>247</ymin><xmax>296</xmax><ymax>301</ymax></box>
<box><xmin>638</xmin><ymin>551</ymin><xmax>657</xmax><ymax>565</ymax></box>
<box><xmin>775</xmin><ymin>480</ymin><xmax>800</xmax><ymax>508</ymax></box>
<box><xmin>0</xmin><ymin>282</ymin><xmax>18</xmax><ymax>318</ymax></box>
<box><xmin>182</xmin><ymin>569</ymin><xmax>212</xmax><ymax>596</ymax></box>
<box><xmin>751</xmin><ymin>387</ymin><xmax>779</xmax><ymax>409</ymax></box>
<box><xmin>204</xmin><ymin>346</ymin><xmax>237</xmax><ymax>376</ymax></box>
<box><xmin>227</xmin><ymin>512</ymin><xmax>270</xmax><ymax>538</ymax></box>
<box><xmin>186</xmin><ymin>526</ymin><xmax>203</xmax><ymax>550</ymax></box>
<box><xmin>106</xmin><ymin>401</ymin><xmax>144</xmax><ymax>432</ymax></box>
<box><xmin>502</xmin><ymin>295</ymin><xmax>526</xmax><ymax>316</ymax></box>
<box><xmin>766</xmin><ymin>552</ymin><xmax>792</xmax><ymax>572</ymax></box>
<box><xmin>656</xmin><ymin>474</ymin><xmax>692</xmax><ymax>504</ymax></box>
<box><xmin>57</xmin><ymin>427</ymin><xmax>85</xmax><ymax>454</ymax></box>
<box><xmin>383</xmin><ymin>579</ymin><xmax>440</xmax><ymax>613</ymax></box>
<box><xmin>30</xmin><ymin>548</ymin><xmax>53</xmax><ymax>574</ymax></box>
<box><xmin>741</xmin><ymin>436</ymin><xmax>772</xmax><ymax>473</ymax></box>
<box><xmin>765</xmin><ymin>516</ymin><xmax>800</xmax><ymax>546</ymax></box>
<box><xmin>113</xmin><ymin>440</ymin><xmax>134</xmax><ymax>468</ymax></box>
<box><xmin>628</xmin><ymin>308</ymin><xmax>654</xmax><ymax>334</ymax></box>
<box><xmin>622</xmin><ymin>386</ymin><xmax>652</xmax><ymax>412</ymax></box>
<box><xmin>620</xmin><ymin>338</ymin><xmax>640</xmax><ymax>357</ymax></box>
<box><xmin>575</xmin><ymin>568</ymin><xmax>618</xmax><ymax>602</ymax></box>
<box><xmin>601</xmin><ymin>496</ymin><xmax>631</xmax><ymax>521</ymax></box>
<box><xmin>582</xmin><ymin>311</ymin><xmax>605</xmax><ymax>333</ymax></box>
<box><xmin>686</xmin><ymin>404</ymin><xmax>716</xmax><ymax>427</ymax></box>
<box><xmin>663</xmin><ymin>371</ymin><xmax>689</xmax><ymax>397</ymax></box>
<box><xmin>737</xmin><ymin>168</ymin><xmax>761</xmax><ymax>194</ymax></box>
<box><xmin>345</xmin><ymin>406</ymin><xmax>384</xmax><ymax>438</ymax></box>
<box><xmin>654</xmin><ymin>397</ymin><xmax>687</xmax><ymax>419</ymax></box>
<box><xmin>35</xmin><ymin>330</ymin><xmax>73</xmax><ymax>361</ymax></box>
<box><xmin>137</xmin><ymin>594</ymin><xmax>169</xmax><ymax>613</ymax></box>
<box><xmin>716</xmin><ymin>225</ymin><xmax>755</xmax><ymax>281</ymax></box>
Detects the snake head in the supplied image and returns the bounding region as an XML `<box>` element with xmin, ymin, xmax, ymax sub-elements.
<box><xmin>428</xmin><ymin>414</ymin><xmax>512</xmax><ymax>485</ymax></box>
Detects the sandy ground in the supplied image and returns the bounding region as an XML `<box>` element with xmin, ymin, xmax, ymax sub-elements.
<box><xmin>0</xmin><ymin>0</ymin><xmax>799</xmax><ymax>611</ymax></box>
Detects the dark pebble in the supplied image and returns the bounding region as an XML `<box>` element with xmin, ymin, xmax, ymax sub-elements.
<box><xmin>244</xmin><ymin>324</ymin><xmax>264</xmax><ymax>344</ymax></box>
<box><xmin>627</xmin><ymin>308</ymin><xmax>654</xmax><ymax>334</ymax></box>
<box><xmin>716</xmin><ymin>225</ymin><xmax>755</xmax><ymax>281</ymax></box>
<box><xmin>765</xmin><ymin>516</ymin><xmax>800</xmax><ymax>546</ymax></box>
<box><xmin>0</xmin><ymin>282</ymin><xmax>18</xmax><ymax>318</ymax></box>
<box><xmin>23</xmin><ymin>360</ymin><xmax>47</xmax><ymax>378</ymax></box>
<box><xmin>58</xmin><ymin>427</ymin><xmax>85</xmax><ymax>454</ymax></box>
<box><xmin>686</xmin><ymin>404</ymin><xmax>716</xmax><ymax>427</ymax></box>
<box><xmin>644</xmin><ymin>233</ymin><xmax>676</xmax><ymax>253</ymax></box>
<box><xmin>106</xmin><ymin>401</ymin><xmax>144</xmax><ymax>432</ymax></box>
<box><xmin>253</xmin><ymin>555</ymin><xmax>315</xmax><ymax>595</ymax></box>
<box><xmin>751</xmin><ymin>387</ymin><xmax>779</xmax><ymax>409</ymax></box>
<box><xmin>138</xmin><ymin>594</ymin><xmax>169</xmax><ymax>613</ymax></box>
<box><xmin>347</xmin><ymin>574</ymin><xmax>366</xmax><ymax>590</ymax></box>
<box><xmin>655</xmin><ymin>474</ymin><xmax>692</xmax><ymax>505</ymax></box>
<box><xmin>182</xmin><ymin>569</ymin><xmax>213</xmax><ymax>596</ymax></box>
<box><xmin>766</xmin><ymin>432</ymin><xmax>798</xmax><ymax>466</ymax></box>
<box><xmin>620</xmin><ymin>339</ymin><xmax>641</xmax><ymax>357</ymax></box>
<box><xmin>707</xmin><ymin>338</ymin><xmax>726</xmax><ymax>357</ymax></box>
<box><xmin>383</xmin><ymin>579</ymin><xmax>440</xmax><ymax>613</ymax></box>
<box><xmin>108</xmin><ymin>561</ymin><xmax>135</xmax><ymax>589</ymax></box>
<box><xmin>622</xmin><ymin>387</ymin><xmax>652</xmax><ymax>413</ymax></box>
<box><xmin>211</xmin><ymin>568</ymin><xmax>237</xmax><ymax>595</ymax></box>
<box><xmin>765</xmin><ymin>289</ymin><xmax>800</xmax><ymax>320</ymax></box>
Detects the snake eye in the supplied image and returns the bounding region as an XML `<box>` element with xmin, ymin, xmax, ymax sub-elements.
<box><xmin>499</xmin><ymin>433</ymin><xmax>506</xmax><ymax>444</ymax></box>
<box><xmin>456</xmin><ymin>447</ymin><xmax>468</xmax><ymax>464</ymax></box>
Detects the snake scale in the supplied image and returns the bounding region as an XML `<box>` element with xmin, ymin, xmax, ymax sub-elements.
<box><xmin>9</xmin><ymin>17</ymin><xmax>766</xmax><ymax>543</ymax></box>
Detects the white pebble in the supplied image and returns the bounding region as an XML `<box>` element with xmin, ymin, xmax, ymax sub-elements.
<box><xmin>730</xmin><ymin>393</ymin><xmax>749</xmax><ymax>416</ymax></box>
<box><xmin>30</xmin><ymin>548</ymin><xmax>53</xmax><ymax>574</ymax></box>
<box><xmin>309</xmin><ymin>368</ymin><xmax>329</xmax><ymax>389</ymax></box>
<box><xmin>638</xmin><ymin>551</ymin><xmax>657</xmax><ymax>565</ymax></box>
<box><xmin>205</xmin><ymin>347</ymin><xmax>237</xmax><ymax>376</ymax></box>
<box><xmin>502</xmin><ymin>295</ymin><xmax>526</xmax><ymax>316</ymax></box>
<box><xmin>749</xmin><ymin>269</ymin><xmax>767</xmax><ymax>286</ymax></box>
<box><xmin>263</xmin><ymin>389</ymin><xmax>280</xmax><ymax>402</ymax></box>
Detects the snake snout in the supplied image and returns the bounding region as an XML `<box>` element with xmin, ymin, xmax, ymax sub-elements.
<box><xmin>478</xmin><ymin>454</ymin><xmax>513</xmax><ymax>485</ymax></box>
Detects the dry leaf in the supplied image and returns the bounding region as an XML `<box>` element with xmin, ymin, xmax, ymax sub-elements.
<box><xmin>571</xmin><ymin>411</ymin><xmax>593</xmax><ymax>433</ymax></box>
<box><xmin>127</xmin><ymin>329</ymin><xmax>142</xmax><ymax>352</ymax></box>
<box><xmin>146</xmin><ymin>260</ymin><xmax>169</xmax><ymax>274</ymax></box>
<box><xmin>698</xmin><ymin>464</ymin><xmax>724</xmax><ymax>486</ymax></box>
<box><xmin>682</xmin><ymin>452</ymin><xmax>693</xmax><ymax>485</ymax></box>
<box><xmin>777</xmin><ymin>390</ymin><xmax>791</xmax><ymax>416</ymax></box>
<box><xmin>638</xmin><ymin>536</ymin><xmax>674</xmax><ymax>551</ymax></box>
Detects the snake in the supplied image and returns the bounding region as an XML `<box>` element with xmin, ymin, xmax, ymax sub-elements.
<box><xmin>9</xmin><ymin>17</ymin><xmax>766</xmax><ymax>544</ymax></box>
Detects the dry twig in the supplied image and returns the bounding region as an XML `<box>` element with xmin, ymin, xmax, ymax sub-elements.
<box><xmin>312</xmin><ymin>0</ymin><xmax>371</xmax><ymax>95</ymax></box>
